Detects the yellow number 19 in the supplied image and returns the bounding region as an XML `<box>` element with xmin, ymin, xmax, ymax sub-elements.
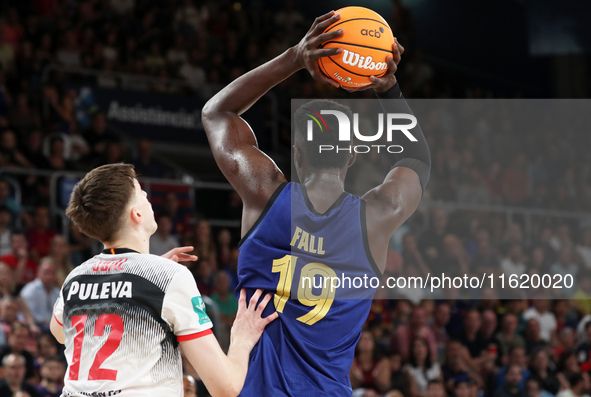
<box><xmin>271</xmin><ymin>254</ymin><xmax>336</xmax><ymax>325</ymax></box>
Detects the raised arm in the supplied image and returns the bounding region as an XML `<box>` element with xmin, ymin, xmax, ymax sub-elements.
<box><xmin>201</xmin><ymin>11</ymin><xmax>343</xmax><ymax>236</ymax></box>
<box><xmin>352</xmin><ymin>42</ymin><xmax>431</xmax><ymax>272</ymax></box>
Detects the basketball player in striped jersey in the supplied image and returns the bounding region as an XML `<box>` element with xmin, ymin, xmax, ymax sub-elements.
<box><xmin>50</xmin><ymin>163</ymin><xmax>277</xmax><ymax>397</ymax></box>
<box><xmin>202</xmin><ymin>10</ymin><xmax>431</xmax><ymax>396</ymax></box>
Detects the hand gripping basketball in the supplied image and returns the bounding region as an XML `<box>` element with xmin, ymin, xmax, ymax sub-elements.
<box><xmin>294</xmin><ymin>11</ymin><xmax>345</xmax><ymax>88</ymax></box>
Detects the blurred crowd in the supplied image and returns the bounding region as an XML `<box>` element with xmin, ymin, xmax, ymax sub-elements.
<box><xmin>0</xmin><ymin>0</ymin><xmax>590</xmax><ymax>397</ymax></box>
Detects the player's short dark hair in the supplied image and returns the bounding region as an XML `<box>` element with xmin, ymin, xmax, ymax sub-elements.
<box><xmin>66</xmin><ymin>163</ymin><xmax>136</xmax><ymax>243</ymax></box>
<box><xmin>294</xmin><ymin>99</ymin><xmax>354</xmax><ymax>169</ymax></box>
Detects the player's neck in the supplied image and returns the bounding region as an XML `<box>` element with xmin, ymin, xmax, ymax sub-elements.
<box><xmin>301</xmin><ymin>170</ymin><xmax>346</xmax><ymax>194</ymax></box>
<box><xmin>103</xmin><ymin>231</ymin><xmax>150</xmax><ymax>254</ymax></box>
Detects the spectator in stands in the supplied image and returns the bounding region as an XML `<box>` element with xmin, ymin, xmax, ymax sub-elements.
<box><xmin>183</xmin><ymin>374</ymin><xmax>197</xmax><ymax>397</ymax></box>
<box><xmin>388</xmin><ymin>351</ymin><xmax>410</xmax><ymax>396</ymax></box>
<box><xmin>526</xmin><ymin>377</ymin><xmax>554</xmax><ymax>397</ymax></box>
<box><xmin>480</xmin><ymin>309</ymin><xmax>498</xmax><ymax>346</ymax></box>
<box><xmin>430</xmin><ymin>302</ymin><xmax>450</xmax><ymax>362</ymax></box>
<box><xmin>26</xmin><ymin>205</ymin><xmax>58</xmax><ymax>262</ymax></box>
<box><xmin>441</xmin><ymin>340</ymin><xmax>479</xmax><ymax>393</ymax></box>
<box><xmin>501</xmin><ymin>153</ymin><xmax>529</xmax><ymax>205</ymax></box>
<box><xmin>210</xmin><ymin>271</ymin><xmax>238</xmax><ymax>351</ymax></box>
<box><xmin>576</xmin><ymin>229</ymin><xmax>591</xmax><ymax>269</ymax></box>
<box><xmin>22</xmin><ymin>131</ymin><xmax>47</xmax><ymax>170</ymax></box>
<box><xmin>523</xmin><ymin>299</ymin><xmax>557</xmax><ymax>343</ymax></box>
<box><xmin>161</xmin><ymin>191</ymin><xmax>189</xmax><ymax>237</ymax></box>
<box><xmin>573</xmin><ymin>271</ymin><xmax>591</xmax><ymax>315</ymax></box>
<box><xmin>179</xmin><ymin>49</ymin><xmax>206</xmax><ymax>92</ymax></box>
<box><xmin>455</xmin><ymin>309</ymin><xmax>487</xmax><ymax>359</ymax></box>
<box><xmin>501</xmin><ymin>223</ymin><xmax>526</xmax><ymax>254</ymax></box>
<box><xmin>524</xmin><ymin>318</ymin><xmax>548</xmax><ymax>354</ymax></box>
<box><xmin>45</xmin><ymin>135</ymin><xmax>76</xmax><ymax>171</ymax></box>
<box><xmin>537</xmin><ymin>227</ymin><xmax>558</xmax><ymax>264</ymax></box>
<box><xmin>35</xmin><ymin>334</ymin><xmax>59</xmax><ymax>371</ymax></box>
<box><xmin>350</xmin><ymin>331</ymin><xmax>391</xmax><ymax>394</ymax></box>
<box><xmin>501</xmin><ymin>243</ymin><xmax>527</xmax><ymax>277</ymax></box>
<box><xmin>402</xmin><ymin>233</ymin><xmax>431</xmax><ymax>278</ymax></box>
<box><xmin>576</xmin><ymin>320</ymin><xmax>591</xmax><ymax>365</ymax></box>
<box><xmin>0</xmin><ymin>129</ymin><xmax>33</xmax><ymax>169</ymax></box>
<box><xmin>553</xmin><ymin>300</ymin><xmax>577</xmax><ymax>334</ymax></box>
<box><xmin>551</xmin><ymin>248</ymin><xmax>580</xmax><ymax>295</ymax></box>
<box><xmin>528</xmin><ymin>247</ymin><xmax>550</xmax><ymax>275</ymax></box>
<box><xmin>0</xmin><ymin>322</ymin><xmax>36</xmax><ymax>380</ymax></box>
<box><xmin>557</xmin><ymin>372</ymin><xmax>590</xmax><ymax>397</ymax></box>
<box><xmin>149</xmin><ymin>214</ymin><xmax>179</xmax><ymax>256</ymax></box>
<box><xmin>216</xmin><ymin>229</ymin><xmax>232</xmax><ymax>270</ymax></box>
<box><xmin>438</xmin><ymin>234</ymin><xmax>469</xmax><ymax>278</ymax></box>
<box><xmin>457</xmin><ymin>168</ymin><xmax>490</xmax><ymax>205</ymax></box>
<box><xmin>452</xmin><ymin>377</ymin><xmax>473</xmax><ymax>397</ymax></box>
<box><xmin>559</xmin><ymin>327</ymin><xmax>577</xmax><ymax>354</ymax></box>
<box><xmin>56</xmin><ymin>30</ymin><xmax>80</xmax><ymax>67</ymax></box>
<box><xmin>494</xmin><ymin>364</ymin><xmax>527</xmax><ymax>397</ymax></box>
<box><xmin>494</xmin><ymin>346</ymin><xmax>530</xmax><ymax>391</ymax></box>
<box><xmin>425</xmin><ymin>380</ymin><xmax>446</xmax><ymax>397</ymax></box>
<box><xmin>403</xmin><ymin>337</ymin><xmax>442</xmax><ymax>396</ymax></box>
<box><xmin>528</xmin><ymin>349</ymin><xmax>560</xmax><ymax>395</ymax></box>
<box><xmin>0</xmin><ymin>178</ymin><xmax>24</xmax><ymax>220</ymax></box>
<box><xmin>494</xmin><ymin>314</ymin><xmax>525</xmax><ymax>359</ymax></box>
<box><xmin>557</xmin><ymin>350</ymin><xmax>580</xmax><ymax>382</ymax></box>
<box><xmin>20</xmin><ymin>262</ymin><xmax>59</xmax><ymax>329</ymax></box>
<box><xmin>391</xmin><ymin>306</ymin><xmax>437</xmax><ymax>361</ymax></box>
<box><xmin>0</xmin><ymin>353</ymin><xmax>40</xmax><ymax>397</ymax></box>
<box><xmin>36</xmin><ymin>355</ymin><xmax>65</xmax><ymax>397</ymax></box>
<box><xmin>0</xmin><ymin>296</ymin><xmax>18</xmax><ymax>339</ymax></box>
<box><xmin>82</xmin><ymin>112</ymin><xmax>118</xmax><ymax>164</ymax></box>
<box><xmin>192</xmin><ymin>218</ymin><xmax>217</xmax><ymax>265</ymax></box>
<box><xmin>194</xmin><ymin>259</ymin><xmax>214</xmax><ymax>297</ymax></box>
<box><xmin>551</xmin><ymin>223</ymin><xmax>574</xmax><ymax>253</ymax></box>
<box><xmin>67</xmin><ymin>223</ymin><xmax>93</xmax><ymax>267</ymax></box>
<box><xmin>133</xmin><ymin>139</ymin><xmax>164</xmax><ymax>178</ymax></box>
<box><xmin>0</xmin><ymin>206</ymin><xmax>11</xmax><ymax>256</ymax></box>
<box><xmin>420</xmin><ymin>208</ymin><xmax>448</xmax><ymax>258</ymax></box>
<box><xmin>40</xmin><ymin>235</ymin><xmax>73</xmax><ymax>287</ymax></box>
<box><xmin>0</xmin><ymin>231</ymin><xmax>38</xmax><ymax>288</ymax></box>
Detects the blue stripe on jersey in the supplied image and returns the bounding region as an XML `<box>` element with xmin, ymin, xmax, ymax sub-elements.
<box><xmin>237</xmin><ymin>182</ymin><xmax>379</xmax><ymax>396</ymax></box>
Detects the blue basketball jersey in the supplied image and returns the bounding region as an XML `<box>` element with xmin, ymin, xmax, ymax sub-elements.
<box><xmin>237</xmin><ymin>182</ymin><xmax>381</xmax><ymax>396</ymax></box>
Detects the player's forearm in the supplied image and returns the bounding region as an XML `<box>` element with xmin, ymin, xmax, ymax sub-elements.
<box><xmin>376</xmin><ymin>84</ymin><xmax>431</xmax><ymax>191</ymax></box>
<box><xmin>203</xmin><ymin>47</ymin><xmax>300</xmax><ymax>117</ymax></box>
<box><xmin>224</xmin><ymin>341</ymin><xmax>252</xmax><ymax>395</ymax></box>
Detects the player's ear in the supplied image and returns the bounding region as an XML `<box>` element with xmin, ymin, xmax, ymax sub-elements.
<box><xmin>348</xmin><ymin>151</ymin><xmax>357</xmax><ymax>168</ymax></box>
<box><xmin>130</xmin><ymin>206</ymin><xmax>143</xmax><ymax>225</ymax></box>
<box><xmin>293</xmin><ymin>145</ymin><xmax>302</xmax><ymax>167</ymax></box>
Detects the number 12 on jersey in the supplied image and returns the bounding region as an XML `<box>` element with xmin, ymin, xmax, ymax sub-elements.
<box><xmin>69</xmin><ymin>314</ymin><xmax>124</xmax><ymax>381</ymax></box>
<box><xmin>272</xmin><ymin>254</ymin><xmax>337</xmax><ymax>325</ymax></box>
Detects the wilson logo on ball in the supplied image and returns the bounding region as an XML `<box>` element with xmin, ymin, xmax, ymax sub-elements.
<box><xmin>341</xmin><ymin>49</ymin><xmax>388</xmax><ymax>71</ymax></box>
<box><xmin>360</xmin><ymin>28</ymin><xmax>384</xmax><ymax>38</ymax></box>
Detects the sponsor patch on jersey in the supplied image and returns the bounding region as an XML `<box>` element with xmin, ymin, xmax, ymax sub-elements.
<box><xmin>191</xmin><ymin>296</ymin><xmax>211</xmax><ymax>325</ymax></box>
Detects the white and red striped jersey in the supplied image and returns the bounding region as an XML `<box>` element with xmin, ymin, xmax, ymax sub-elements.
<box><xmin>53</xmin><ymin>248</ymin><xmax>213</xmax><ymax>397</ymax></box>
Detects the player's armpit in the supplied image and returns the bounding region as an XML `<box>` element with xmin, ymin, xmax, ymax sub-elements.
<box><xmin>50</xmin><ymin>313</ymin><xmax>65</xmax><ymax>344</ymax></box>
<box><xmin>180</xmin><ymin>334</ymin><xmax>245</xmax><ymax>397</ymax></box>
<box><xmin>363</xmin><ymin>166</ymin><xmax>422</xmax><ymax>234</ymax></box>
<box><xmin>362</xmin><ymin>167</ymin><xmax>422</xmax><ymax>274</ymax></box>
<box><xmin>202</xmin><ymin>110</ymin><xmax>287</xmax><ymax>234</ymax></box>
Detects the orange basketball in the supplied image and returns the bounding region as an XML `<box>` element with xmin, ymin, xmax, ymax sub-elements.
<box><xmin>319</xmin><ymin>7</ymin><xmax>395</xmax><ymax>88</ymax></box>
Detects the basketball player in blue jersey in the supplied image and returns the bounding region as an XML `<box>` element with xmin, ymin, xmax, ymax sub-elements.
<box><xmin>202</xmin><ymin>11</ymin><xmax>431</xmax><ymax>396</ymax></box>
